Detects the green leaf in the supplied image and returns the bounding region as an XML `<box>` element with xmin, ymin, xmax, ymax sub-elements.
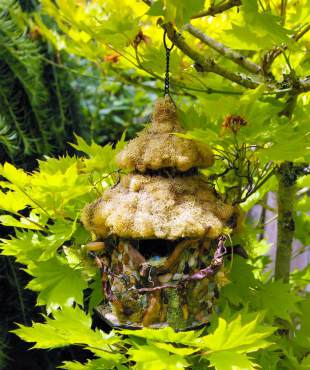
<box><xmin>220</xmin><ymin>256</ymin><xmax>258</xmax><ymax>306</ymax></box>
<box><xmin>147</xmin><ymin>0</ymin><xmax>164</xmax><ymax>16</ymax></box>
<box><xmin>224</xmin><ymin>0</ymin><xmax>291</xmax><ymax>50</ymax></box>
<box><xmin>252</xmin><ymin>349</ymin><xmax>280</xmax><ymax>370</ymax></box>
<box><xmin>38</xmin><ymin>155</ymin><xmax>80</xmax><ymax>174</ymax></box>
<box><xmin>241</xmin><ymin>176</ymin><xmax>277</xmax><ymax>211</ymax></box>
<box><xmin>40</xmin><ymin>219</ymin><xmax>78</xmax><ymax>260</ymax></box>
<box><xmin>88</xmin><ymin>272</ymin><xmax>105</xmax><ymax>312</ymax></box>
<box><xmin>152</xmin><ymin>342</ymin><xmax>199</xmax><ymax>356</ymax></box>
<box><xmin>0</xmin><ymin>190</ymin><xmax>29</xmax><ymax>214</ymax></box>
<box><xmin>208</xmin><ymin>350</ymin><xmax>256</xmax><ymax>370</ymax></box>
<box><xmin>291</xmin><ymin>265</ymin><xmax>310</xmax><ymax>290</ymax></box>
<box><xmin>26</xmin><ymin>256</ymin><xmax>87</xmax><ymax>311</ymax></box>
<box><xmin>0</xmin><ymin>219</ymin><xmax>78</xmax><ymax>263</ymax></box>
<box><xmin>295</xmin><ymin>295</ymin><xmax>310</xmax><ymax>349</ymax></box>
<box><xmin>60</xmin><ymin>358</ymin><xmax>121</xmax><ymax>370</ymax></box>
<box><xmin>0</xmin><ymin>230</ymin><xmax>45</xmax><ymax>266</ymax></box>
<box><xmin>194</xmin><ymin>313</ymin><xmax>275</xmax><ymax>354</ymax></box>
<box><xmin>299</xmin><ymin>355</ymin><xmax>310</xmax><ymax>369</ymax></box>
<box><xmin>12</xmin><ymin>306</ymin><xmax>121</xmax><ymax>363</ymax></box>
<box><xmin>0</xmin><ymin>162</ymin><xmax>30</xmax><ymax>188</ymax></box>
<box><xmin>120</xmin><ymin>326</ymin><xmax>201</xmax><ymax>346</ymax></box>
<box><xmin>128</xmin><ymin>343</ymin><xmax>190</xmax><ymax>370</ymax></box>
<box><xmin>0</xmin><ymin>214</ymin><xmax>43</xmax><ymax>230</ymax></box>
<box><xmin>70</xmin><ymin>133</ymin><xmax>125</xmax><ymax>173</ymax></box>
<box><xmin>166</xmin><ymin>0</ymin><xmax>205</xmax><ymax>26</ymax></box>
<box><xmin>250</xmin><ymin>281</ymin><xmax>302</xmax><ymax>322</ymax></box>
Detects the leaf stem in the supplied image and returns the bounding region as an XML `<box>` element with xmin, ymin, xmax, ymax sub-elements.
<box><xmin>7</xmin><ymin>257</ymin><xmax>27</xmax><ymax>325</ymax></box>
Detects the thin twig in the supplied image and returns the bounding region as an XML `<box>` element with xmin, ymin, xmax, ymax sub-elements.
<box><xmin>7</xmin><ymin>258</ymin><xmax>27</xmax><ymax>325</ymax></box>
<box><xmin>191</xmin><ymin>0</ymin><xmax>242</xmax><ymax>19</ymax></box>
<box><xmin>262</xmin><ymin>23</ymin><xmax>310</xmax><ymax>74</ymax></box>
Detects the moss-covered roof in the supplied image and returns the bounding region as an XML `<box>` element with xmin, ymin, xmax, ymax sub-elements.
<box><xmin>82</xmin><ymin>174</ymin><xmax>234</xmax><ymax>240</ymax></box>
<box><xmin>116</xmin><ymin>97</ymin><xmax>214</xmax><ymax>172</ymax></box>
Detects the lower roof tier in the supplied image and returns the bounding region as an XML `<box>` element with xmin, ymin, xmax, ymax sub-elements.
<box><xmin>82</xmin><ymin>173</ymin><xmax>237</xmax><ymax>240</ymax></box>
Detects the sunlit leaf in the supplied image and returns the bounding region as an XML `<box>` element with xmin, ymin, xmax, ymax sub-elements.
<box><xmin>26</xmin><ymin>256</ymin><xmax>88</xmax><ymax>311</ymax></box>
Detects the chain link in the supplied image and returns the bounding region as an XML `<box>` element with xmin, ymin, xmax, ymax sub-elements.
<box><xmin>163</xmin><ymin>30</ymin><xmax>174</xmax><ymax>97</ymax></box>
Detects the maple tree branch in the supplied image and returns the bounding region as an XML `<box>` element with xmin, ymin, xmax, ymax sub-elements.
<box><xmin>134</xmin><ymin>45</ymin><xmax>245</xmax><ymax>95</ymax></box>
<box><xmin>164</xmin><ymin>23</ymin><xmax>260</xmax><ymax>89</ymax></box>
<box><xmin>295</xmin><ymin>23</ymin><xmax>310</xmax><ymax>41</ymax></box>
<box><xmin>184</xmin><ymin>23</ymin><xmax>262</xmax><ymax>74</ymax></box>
<box><xmin>296</xmin><ymin>76</ymin><xmax>310</xmax><ymax>93</ymax></box>
<box><xmin>191</xmin><ymin>0</ymin><xmax>242</xmax><ymax>19</ymax></box>
<box><xmin>142</xmin><ymin>2</ymin><xmax>310</xmax><ymax>94</ymax></box>
<box><xmin>262</xmin><ymin>23</ymin><xmax>310</xmax><ymax>74</ymax></box>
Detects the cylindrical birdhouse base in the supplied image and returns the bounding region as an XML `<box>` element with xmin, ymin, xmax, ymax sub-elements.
<box><xmin>94</xmin><ymin>237</ymin><xmax>225</xmax><ymax>330</ymax></box>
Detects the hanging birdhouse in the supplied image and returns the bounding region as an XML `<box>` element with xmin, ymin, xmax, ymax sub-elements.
<box><xmin>82</xmin><ymin>97</ymin><xmax>239</xmax><ymax>330</ymax></box>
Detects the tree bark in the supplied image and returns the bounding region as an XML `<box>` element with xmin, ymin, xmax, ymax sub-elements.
<box><xmin>274</xmin><ymin>162</ymin><xmax>297</xmax><ymax>282</ymax></box>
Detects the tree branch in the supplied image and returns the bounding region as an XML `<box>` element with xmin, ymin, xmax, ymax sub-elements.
<box><xmin>165</xmin><ymin>23</ymin><xmax>260</xmax><ymax>89</ymax></box>
<box><xmin>142</xmin><ymin>2</ymin><xmax>310</xmax><ymax>95</ymax></box>
<box><xmin>134</xmin><ymin>46</ymin><xmax>244</xmax><ymax>95</ymax></box>
<box><xmin>191</xmin><ymin>0</ymin><xmax>242</xmax><ymax>19</ymax></box>
<box><xmin>262</xmin><ymin>23</ymin><xmax>310</xmax><ymax>75</ymax></box>
<box><xmin>142</xmin><ymin>0</ymin><xmax>152</xmax><ymax>6</ymax></box>
<box><xmin>296</xmin><ymin>76</ymin><xmax>310</xmax><ymax>93</ymax></box>
<box><xmin>274</xmin><ymin>163</ymin><xmax>297</xmax><ymax>282</ymax></box>
<box><xmin>184</xmin><ymin>23</ymin><xmax>262</xmax><ymax>74</ymax></box>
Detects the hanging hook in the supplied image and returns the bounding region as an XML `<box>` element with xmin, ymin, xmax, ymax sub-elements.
<box><xmin>163</xmin><ymin>29</ymin><xmax>174</xmax><ymax>52</ymax></box>
<box><xmin>163</xmin><ymin>29</ymin><xmax>174</xmax><ymax>97</ymax></box>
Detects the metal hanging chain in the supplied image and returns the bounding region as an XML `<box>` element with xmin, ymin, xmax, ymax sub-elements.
<box><xmin>163</xmin><ymin>29</ymin><xmax>175</xmax><ymax>97</ymax></box>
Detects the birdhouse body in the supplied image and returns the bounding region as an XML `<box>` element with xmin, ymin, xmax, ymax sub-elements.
<box><xmin>82</xmin><ymin>97</ymin><xmax>235</xmax><ymax>329</ymax></box>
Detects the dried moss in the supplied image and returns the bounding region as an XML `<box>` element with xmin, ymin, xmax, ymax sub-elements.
<box><xmin>116</xmin><ymin>97</ymin><xmax>214</xmax><ymax>172</ymax></box>
<box><xmin>82</xmin><ymin>174</ymin><xmax>234</xmax><ymax>240</ymax></box>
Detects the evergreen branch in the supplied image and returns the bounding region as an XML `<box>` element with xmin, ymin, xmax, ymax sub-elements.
<box><xmin>0</xmin><ymin>115</ymin><xmax>18</xmax><ymax>158</ymax></box>
<box><xmin>0</xmin><ymin>81</ymin><xmax>31</xmax><ymax>153</ymax></box>
<box><xmin>184</xmin><ymin>23</ymin><xmax>262</xmax><ymax>74</ymax></box>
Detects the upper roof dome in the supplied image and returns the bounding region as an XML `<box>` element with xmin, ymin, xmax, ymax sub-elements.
<box><xmin>116</xmin><ymin>97</ymin><xmax>214</xmax><ymax>172</ymax></box>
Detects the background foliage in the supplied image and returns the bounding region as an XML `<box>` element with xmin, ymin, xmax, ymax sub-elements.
<box><xmin>0</xmin><ymin>0</ymin><xmax>309</xmax><ymax>369</ymax></box>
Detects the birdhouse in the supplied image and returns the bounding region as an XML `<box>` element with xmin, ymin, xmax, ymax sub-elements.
<box><xmin>82</xmin><ymin>97</ymin><xmax>239</xmax><ymax>330</ymax></box>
